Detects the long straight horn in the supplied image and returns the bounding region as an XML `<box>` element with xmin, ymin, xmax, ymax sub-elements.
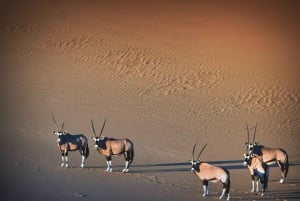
<box><xmin>61</xmin><ymin>122</ymin><xmax>65</xmax><ymax>133</ymax></box>
<box><xmin>246</xmin><ymin>123</ymin><xmax>250</xmax><ymax>144</ymax></box>
<box><xmin>253</xmin><ymin>123</ymin><xmax>257</xmax><ymax>144</ymax></box>
<box><xmin>91</xmin><ymin>119</ymin><xmax>97</xmax><ymax>137</ymax></box>
<box><xmin>99</xmin><ymin>118</ymin><xmax>107</xmax><ymax>138</ymax></box>
<box><xmin>196</xmin><ymin>143</ymin><xmax>208</xmax><ymax>161</ymax></box>
<box><xmin>192</xmin><ymin>142</ymin><xmax>198</xmax><ymax>161</ymax></box>
<box><xmin>51</xmin><ymin>113</ymin><xmax>59</xmax><ymax>132</ymax></box>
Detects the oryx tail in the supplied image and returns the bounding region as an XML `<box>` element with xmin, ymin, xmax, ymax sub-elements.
<box><xmin>124</xmin><ymin>138</ymin><xmax>134</xmax><ymax>163</ymax></box>
<box><xmin>223</xmin><ymin>168</ymin><xmax>231</xmax><ymax>196</ymax></box>
<box><xmin>279</xmin><ymin>148</ymin><xmax>289</xmax><ymax>179</ymax></box>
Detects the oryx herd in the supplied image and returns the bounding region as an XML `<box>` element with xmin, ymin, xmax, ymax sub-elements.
<box><xmin>50</xmin><ymin>115</ymin><xmax>289</xmax><ymax>200</ymax></box>
<box><xmin>51</xmin><ymin>114</ymin><xmax>134</xmax><ymax>172</ymax></box>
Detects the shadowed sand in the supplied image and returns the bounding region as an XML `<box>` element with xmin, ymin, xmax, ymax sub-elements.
<box><xmin>0</xmin><ymin>1</ymin><xmax>299</xmax><ymax>200</ymax></box>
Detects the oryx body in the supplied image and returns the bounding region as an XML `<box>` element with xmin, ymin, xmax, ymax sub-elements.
<box><xmin>190</xmin><ymin>143</ymin><xmax>230</xmax><ymax>200</ymax></box>
<box><xmin>52</xmin><ymin>114</ymin><xmax>89</xmax><ymax>168</ymax></box>
<box><xmin>245</xmin><ymin>124</ymin><xmax>289</xmax><ymax>183</ymax></box>
<box><xmin>243</xmin><ymin>153</ymin><xmax>269</xmax><ymax>196</ymax></box>
<box><xmin>91</xmin><ymin>119</ymin><xmax>134</xmax><ymax>173</ymax></box>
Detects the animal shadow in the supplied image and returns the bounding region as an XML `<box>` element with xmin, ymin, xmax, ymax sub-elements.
<box><xmin>268</xmin><ymin>189</ymin><xmax>300</xmax><ymax>200</ymax></box>
<box><xmin>131</xmin><ymin>160</ymin><xmax>244</xmax><ymax>173</ymax></box>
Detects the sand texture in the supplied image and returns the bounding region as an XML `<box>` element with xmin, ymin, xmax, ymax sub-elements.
<box><xmin>1</xmin><ymin>1</ymin><xmax>299</xmax><ymax>200</ymax></box>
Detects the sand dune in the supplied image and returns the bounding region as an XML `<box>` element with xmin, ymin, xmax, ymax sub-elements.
<box><xmin>1</xmin><ymin>1</ymin><xmax>299</xmax><ymax>201</ymax></box>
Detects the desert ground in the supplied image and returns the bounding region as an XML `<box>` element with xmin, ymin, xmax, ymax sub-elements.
<box><xmin>0</xmin><ymin>1</ymin><xmax>299</xmax><ymax>200</ymax></box>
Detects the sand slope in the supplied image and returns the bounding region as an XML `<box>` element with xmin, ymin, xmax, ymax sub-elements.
<box><xmin>1</xmin><ymin>1</ymin><xmax>299</xmax><ymax>200</ymax></box>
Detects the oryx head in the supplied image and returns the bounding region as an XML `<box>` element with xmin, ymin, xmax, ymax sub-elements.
<box><xmin>245</xmin><ymin>124</ymin><xmax>258</xmax><ymax>153</ymax></box>
<box><xmin>243</xmin><ymin>153</ymin><xmax>255</xmax><ymax>166</ymax></box>
<box><xmin>51</xmin><ymin>113</ymin><xmax>66</xmax><ymax>142</ymax></box>
<box><xmin>189</xmin><ymin>142</ymin><xmax>207</xmax><ymax>172</ymax></box>
<box><xmin>91</xmin><ymin>118</ymin><xmax>106</xmax><ymax>148</ymax></box>
<box><xmin>243</xmin><ymin>153</ymin><xmax>250</xmax><ymax>166</ymax></box>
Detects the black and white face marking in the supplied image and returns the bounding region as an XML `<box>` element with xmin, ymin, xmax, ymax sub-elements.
<box><xmin>245</xmin><ymin>142</ymin><xmax>253</xmax><ymax>151</ymax></box>
<box><xmin>189</xmin><ymin>160</ymin><xmax>200</xmax><ymax>172</ymax></box>
<box><xmin>243</xmin><ymin>154</ymin><xmax>251</xmax><ymax>166</ymax></box>
<box><xmin>53</xmin><ymin>130</ymin><xmax>68</xmax><ymax>135</ymax></box>
<box><xmin>91</xmin><ymin>136</ymin><xmax>105</xmax><ymax>148</ymax></box>
<box><xmin>91</xmin><ymin>137</ymin><xmax>99</xmax><ymax>148</ymax></box>
<box><xmin>248</xmin><ymin>143</ymin><xmax>254</xmax><ymax>152</ymax></box>
<box><xmin>53</xmin><ymin>131</ymin><xmax>66</xmax><ymax>142</ymax></box>
<box><xmin>246</xmin><ymin>142</ymin><xmax>258</xmax><ymax>153</ymax></box>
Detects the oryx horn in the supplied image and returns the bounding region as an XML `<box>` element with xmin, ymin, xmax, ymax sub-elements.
<box><xmin>192</xmin><ymin>141</ymin><xmax>198</xmax><ymax>161</ymax></box>
<box><xmin>61</xmin><ymin>122</ymin><xmax>65</xmax><ymax>133</ymax></box>
<box><xmin>253</xmin><ymin>123</ymin><xmax>257</xmax><ymax>144</ymax></box>
<box><xmin>51</xmin><ymin>113</ymin><xmax>59</xmax><ymax>132</ymax></box>
<box><xmin>246</xmin><ymin>123</ymin><xmax>250</xmax><ymax>145</ymax></box>
<box><xmin>91</xmin><ymin>119</ymin><xmax>97</xmax><ymax>137</ymax></box>
<box><xmin>99</xmin><ymin>117</ymin><xmax>107</xmax><ymax>138</ymax></box>
<box><xmin>196</xmin><ymin>143</ymin><xmax>208</xmax><ymax>161</ymax></box>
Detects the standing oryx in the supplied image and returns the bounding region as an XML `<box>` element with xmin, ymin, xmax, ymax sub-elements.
<box><xmin>91</xmin><ymin>118</ymin><xmax>134</xmax><ymax>173</ymax></box>
<box><xmin>243</xmin><ymin>153</ymin><xmax>269</xmax><ymax>196</ymax></box>
<box><xmin>51</xmin><ymin>114</ymin><xmax>89</xmax><ymax>168</ymax></box>
<box><xmin>189</xmin><ymin>142</ymin><xmax>230</xmax><ymax>200</ymax></box>
<box><xmin>245</xmin><ymin>124</ymin><xmax>289</xmax><ymax>183</ymax></box>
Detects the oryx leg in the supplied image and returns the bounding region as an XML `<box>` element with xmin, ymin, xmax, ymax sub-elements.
<box><xmin>61</xmin><ymin>151</ymin><xmax>69</xmax><ymax>168</ymax></box>
<box><xmin>250</xmin><ymin>175</ymin><xmax>254</xmax><ymax>192</ymax></box>
<box><xmin>122</xmin><ymin>151</ymin><xmax>131</xmax><ymax>173</ymax></box>
<box><xmin>256</xmin><ymin>180</ymin><xmax>259</xmax><ymax>192</ymax></box>
<box><xmin>277</xmin><ymin>161</ymin><xmax>286</xmax><ymax>184</ymax></box>
<box><xmin>261</xmin><ymin>184</ymin><xmax>267</xmax><ymax>196</ymax></box>
<box><xmin>202</xmin><ymin>180</ymin><xmax>208</xmax><ymax>197</ymax></box>
<box><xmin>105</xmin><ymin>155</ymin><xmax>112</xmax><ymax>172</ymax></box>
<box><xmin>122</xmin><ymin>161</ymin><xmax>129</xmax><ymax>173</ymax></box>
<box><xmin>220</xmin><ymin>187</ymin><xmax>226</xmax><ymax>199</ymax></box>
<box><xmin>61</xmin><ymin>155</ymin><xmax>65</xmax><ymax>167</ymax></box>
<box><xmin>261</xmin><ymin>183</ymin><xmax>268</xmax><ymax>196</ymax></box>
<box><xmin>220</xmin><ymin>188</ymin><xmax>230</xmax><ymax>200</ymax></box>
<box><xmin>79</xmin><ymin>148</ymin><xmax>85</xmax><ymax>168</ymax></box>
<box><xmin>80</xmin><ymin>155</ymin><xmax>85</xmax><ymax>168</ymax></box>
<box><xmin>220</xmin><ymin>175</ymin><xmax>230</xmax><ymax>200</ymax></box>
<box><xmin>260</xmin><ymin>172</ymin><xmax>268</xmax><ymax>196</ymax></box>
<box><xmin>251</xmin><ymin>175</ymin><xmax>259</xmax><ymax>192</ymax></box>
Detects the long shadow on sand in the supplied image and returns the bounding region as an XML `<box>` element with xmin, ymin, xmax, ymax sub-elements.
<box><xmin>130</xmin><ymin>159</ymin><xmax>300</xmax><ymax>174</ymax></box>
<box><xmin>85</xmin><ymin>159</ymin><xmax>300</xmax><ymax>174</ymax></box>
<box><xmin>131</xmin><ymin>160</ymin><xmax>245</xmax><ymax>173</ymax></box>
<box><xmin>268</xmin><ymin>189</ymin><xmax>300</xmax><ymax>200</ymax></box>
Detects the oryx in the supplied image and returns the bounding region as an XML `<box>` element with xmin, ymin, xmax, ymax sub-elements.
<box><xmin>91</xmin><ymin>118</ymin><xmax>134</xmax><ymax>173</ymax></box>
<box><xmin>245</xmin><ymin>124</ymin><xmax>289</xmax><ymax>183</ymax></box>
<box><xmin>189</xmin><ymin>142</ymin><xmax>230</xmax><ymax>200</ymax></box>
<box><xmin>243</xmin><ymin>153</ymin><xmax>269</xmax><ymax>196</ymax></box>
<box><xmin>51</xmin><ymin>114</ymin><xmax>89</xmax><ymax>168</ymax></box>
